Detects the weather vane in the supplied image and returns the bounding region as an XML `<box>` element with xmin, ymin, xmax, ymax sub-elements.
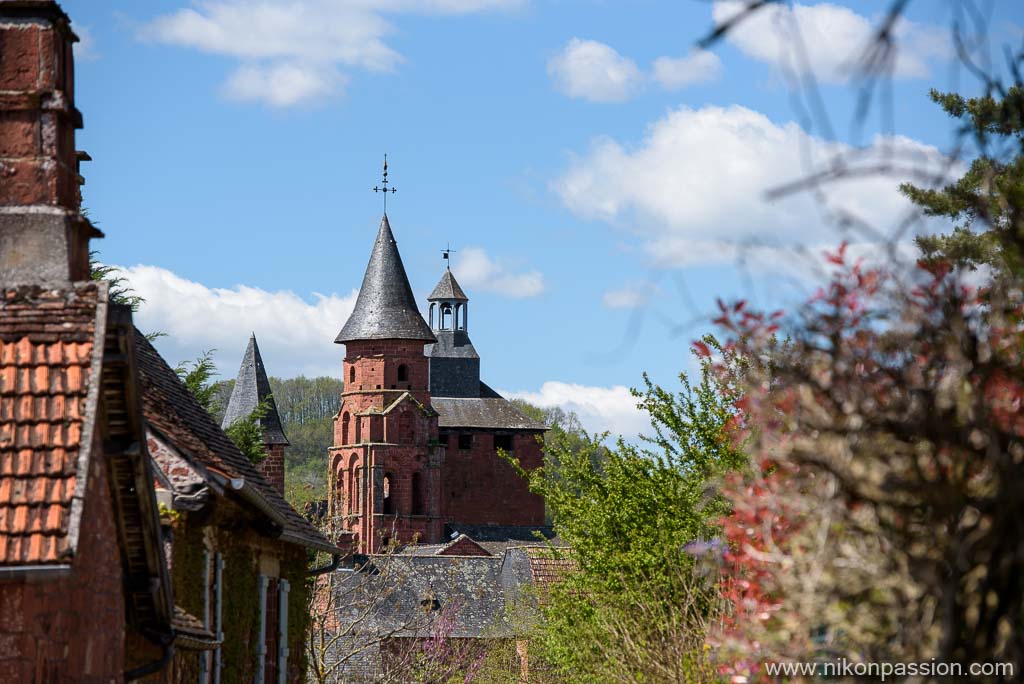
<box><xmin>442</xmin><ymin>242</ymin><xmax>457</xmax><ymax>264</ymax></box>
<box><xmin>373</xmin><ymin>154</ymin><xmax>397</xmax><ymax>212</ymax></box>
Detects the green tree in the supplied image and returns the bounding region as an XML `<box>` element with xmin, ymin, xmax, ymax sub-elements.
<box><xmin>224</xmin><ymin>399</ymin><xmax>271</xmax><ymax>465</ymax></box>
<box><xmin>510</xmin><ymin>337</ymin><xmax>745</xmax><ymax>681</ymax></box>
<box><xmin>900</xmin><ymin>87</ymin><xmax>1024</xmax><ymax>271</ymax></box>
<box><xmin>175</xmin><ymin>351</ymin><xmax>221</xmax><ymax>415</ymax></box>
<box><xmin>89</xmin><ymin>250</ymin><xmax>144</xmax><ymax>311</ymax></box>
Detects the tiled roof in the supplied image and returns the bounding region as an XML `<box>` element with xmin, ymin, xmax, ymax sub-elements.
<box><xmin>427</xmin><ymin>268</ymin><xmax>468</xmax><ymax>302</ymax></box>
<box><xmin>338</xmin><ymin>555</ymin><xmax>512</xmax><ymax>639</ymax></box>
<box><xmin>133</xmin><ymin>330</ymin><xmax>340</xmax><ymax>555</ymax></box>
<box><xmin>0</xmin><ymin>283</ymin><xmax>104</xmax><ymax>566</ymax></box>
<box><xmin>433</xmin><ymin>392</ymin><xmax>547</xmax><ymax>431</ymax></box>
<box><xmin>221</xmin><ymin>334</ymin><xmax>289</xmax><ymax>445</ymax></box>
<box><xmin>335</xmin><ymin>214</ymin><xmax>435</xmax><ymax>344</ymax></box>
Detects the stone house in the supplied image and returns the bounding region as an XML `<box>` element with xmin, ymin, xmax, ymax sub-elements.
<box><xmin>0</xmin><ymin>2</ymin><xmax>343</xmax><ymax>681</ymax></box>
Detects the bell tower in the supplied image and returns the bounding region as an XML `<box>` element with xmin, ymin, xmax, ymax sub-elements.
<box><xmin>330</xmin><ymin>213</ymin><xmax>444</xmax><ymax>553</ymax></box>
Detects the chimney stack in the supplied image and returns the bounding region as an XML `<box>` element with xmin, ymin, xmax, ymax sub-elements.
<box><xmin>0</xmin><ymin>0</ymin><xmax>100</xmax><ymax>286</ymax></box>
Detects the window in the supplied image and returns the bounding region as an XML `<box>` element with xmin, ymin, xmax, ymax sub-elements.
<box><xmin>341</xmin><ymin>412</ymin><xmax>350</xmax><ymax>445</ymax></box>
<box><xmin>382</xmin><ymin>473</ymin><xmax>393</xmax><ymax>514</ymax></box>
<box><xmin>397</xmin><ymin>364</ymin><xmax>408</xmax><ymax>382</ymax></box>
<box><xmin>441</xmin><ymin>305</ymin><xmax>453</xmax><ymax>330</ymax></box>
<box><xmin>458</xmin><ymin>433</ymin><xmax>473</xmax><ymax>450</ymax></box>
<box><xmin>412</xmin><ymin>472</ymin><xmax>424</xmax><ymax>515</ymax></box>
<box><xmin>494</xmin><ymin>434</ymin><xmax>514</xmax><ymax>453</ymax></box>
<box><xmin>349</xmin><ymin>366</ymin><xmax>356</xmax><ymax>384</ymax></box>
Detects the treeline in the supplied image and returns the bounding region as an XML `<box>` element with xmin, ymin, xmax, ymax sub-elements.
<box><xmin>213</xmin><ymin>376</ymin><xmax>343</xmax><ymax>508</ymax></box>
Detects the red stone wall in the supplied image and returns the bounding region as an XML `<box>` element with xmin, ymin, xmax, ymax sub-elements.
<box><xmin>440</xmin><ymin>431</ymin><xmax>545</xmax><ymax>527</ymax></box>
<box><xmin>258</xmin><ymin>443</ymin><xmax>286</xmax><ymax>495</ymax></box>
<box><xmin>0</xmin><ymin>8</ymin><xmax>81</xmax><ymax>210</ymax></box>
<box><xmin>331</xmin><ymin>340</ymin><xmax>445</xmax><ymax>552</ymax></box>
<box><xmin>0</xmin><ymin>433</ymin><xmax>126</xmax><ymax>682</ymax></box>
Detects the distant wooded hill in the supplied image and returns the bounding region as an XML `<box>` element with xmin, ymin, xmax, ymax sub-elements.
<box><xmin>213</xmin><ymin>376</ymin><xmax>342</xmax><ymax>508</ymax></box>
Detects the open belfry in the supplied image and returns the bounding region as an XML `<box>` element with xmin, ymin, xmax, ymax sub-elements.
<box><xmin>329</xmin><ymin>208</ymin><xmax>547</xmax><ymax>554</ymax></box>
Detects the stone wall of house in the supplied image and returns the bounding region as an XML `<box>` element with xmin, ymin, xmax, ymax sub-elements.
<box><xmin>0</xmin><ymin>432</ymin><xmax>126</xmax><ymax>683</ymax></box>
<box><xmin>440</xmin><ymin>430</ymin><xmax>545</xmax><ymax>527</ymax></box>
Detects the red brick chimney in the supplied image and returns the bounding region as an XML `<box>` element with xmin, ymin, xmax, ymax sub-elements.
<box><xmin>0</xmin><ymin>0</ymin><xmax>100</xmax><ymax>285</ymax></box>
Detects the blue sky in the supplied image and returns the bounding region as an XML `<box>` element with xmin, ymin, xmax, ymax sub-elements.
<box><xmin>64</xmin><ymin>0</ymin><xmax>1023</xmax><ymax>437</ymax></box>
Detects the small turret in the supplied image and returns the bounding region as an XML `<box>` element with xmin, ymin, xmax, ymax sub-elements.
<box><xmin>425</xmin><ymin>267</ymin><xmax>480</xmax><ymax>398</ymax></box>
<box><xmin>222</xmin><ymin>334</ymin><xmax>289</xmax><ymax>493</ymax></box>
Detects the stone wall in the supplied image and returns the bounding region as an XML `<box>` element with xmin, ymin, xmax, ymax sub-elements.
<box><xmin>0</xmin><ymin>432</ymin><xmax>126</xmax><ymax>682</ymax></box>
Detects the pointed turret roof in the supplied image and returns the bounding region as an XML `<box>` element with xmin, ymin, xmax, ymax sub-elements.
<box><xmin>335</xmin><ymin>214</ymin><xmax>436</xmax><ymax>343</ymax></box>
<box><xmin>428</xmin><ymin>267</ymin><xmax>468</xmax><ymax>301</ymax></box>
<box><xmin>222</xmin><ymin>334</ymin><xmax>289</xmax><ymax>445</ymax></box>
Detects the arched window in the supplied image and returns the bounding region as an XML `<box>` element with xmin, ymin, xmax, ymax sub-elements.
<box><xmin>397</xmin><ymin>364</ymin><xmax>408</xmax><ymax>383</ymax></box>
<box><xmin>412</xmin><ymin>472</ymin><xmax>424</xmax><ymax>515</ymax></box>
<box><xmin>441</xmin><ymin>304</ymin><xmax>452</xmax><ymax>330</ymax></box>
<box><xmin>355</xmin><ymin>416</ymin><xmax>362</xmax><ymax>444</ymax></box>
<box><xmin>428</xmin><ymin>303</ymin><xmax>436</xmax><ymax>328</ymax></box>
<box><xmin>382</xmin><ymin>473</ymin><xmax>393</xmax><ymax>515</ymax></box>
<box><xmin>349</xmin><ymin>366</ymin><xmax>356</xmax><ymax>384</ymax></box>
<box><xmin>341</xmin><ymin>412</ymin><xmax>350</xmax><ymax>444</ymax></box>
<box><xmin>455</xmin><ymin>304</ymin><xmax>464</xmax><ymax>330</ymax></box>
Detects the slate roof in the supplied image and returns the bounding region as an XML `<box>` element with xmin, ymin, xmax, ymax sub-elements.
<box><xmin>425</xmin><ymin>330</ymin><xmax>479</xmax><ymax>360</ymax></box>
<box><xmin>133</xmin><ymin>329</ymin><xmax>340</xmax><ymax>555</ymax></box>
<box><xmin>0</xmin><ymin>283</ymin><xmax>104</xmax><ymax>565</ymax></box>
<box><xmin>428</xmin><ymin>268</ymin><xmax>468</xmax><ymax>301</ymax></box>
<box><xmin>221</xmin><ymin>334</ymin><xmax>289</xmax><ymax>445</ymax></box>
<box><xmin>443</xmin><ymin>523</ymin><xmax>562</xmax><ymax>556</ymax></box>
<box><xmin>433</xmin><ymin>384</ymin><xmax>547</xmax><ymax>431</ymax></box>
<box><xmin>335</xmin><ymin>214</ymin><xmax>435</xmax><ymax>344</ymax></box>
<box><xmin>337</xmin><ymin>555</ymin><xmax>512</xmax><ymax>638</ymax></box>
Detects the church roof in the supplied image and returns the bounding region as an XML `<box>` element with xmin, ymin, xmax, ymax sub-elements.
<box><xmin>335</xmin><ymin>214</ymin><xmax>436</xmax><ymax>344</ymax></box>
<box><xmin>428</xmin><ymin>267</ymin><xmax>468</xmax><ymax>301</ymax></box>
<box><xmin>432</xmin><ymin>384</ymin><xmax>547</xmax><ymax>431</ymax></box>
<box><xmin>221</xmin><ymin>335</ymin><xmax>289</xmax><ymax>445</ymax></box>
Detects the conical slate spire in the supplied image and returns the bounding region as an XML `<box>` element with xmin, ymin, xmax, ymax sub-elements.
<box><xmin>335</xmin><ymin>214</ymin><xmax>436</xmax><ymax>343</ymax></box>
<box><xmin>428</xmin><ymin>267</ymin><xmax>468</xmax><ymax>302</ymax></box>
<box><xmin>222</xmin><ymin>334</ymin><xmax>289</xmax><ymax>445</ymax></box>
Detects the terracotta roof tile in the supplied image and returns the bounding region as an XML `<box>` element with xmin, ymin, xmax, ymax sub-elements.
<box><xmin>0</xmin><ymin>284</ymin><xmax>102</xmax><ymax>566</ymax></box>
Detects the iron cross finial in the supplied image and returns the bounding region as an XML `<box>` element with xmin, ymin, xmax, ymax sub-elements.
<box><xmin>373</xmin><ymin>154</ymin><xmax>397</xmax><ymax>212</ymax></box>
<box><xmin>442</xmin><ymin>242</ymin><xmax>457</xmax><ymax>264</ymax></box>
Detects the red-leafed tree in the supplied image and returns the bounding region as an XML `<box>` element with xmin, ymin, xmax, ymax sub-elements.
<box><xmin>709</xmin><ymin>243</ymin><xmax>1024</xmax><ymax>679</ymax></box>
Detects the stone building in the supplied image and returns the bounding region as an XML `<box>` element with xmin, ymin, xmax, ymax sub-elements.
<box><xmin>0</xmin><ymin>1</ymin><xmax>174</xmax><ymax>679</ymax></box>
<box><xmin>329</xmin><ymin>214</ymin><xmax>548</xmax><ymax>554</ymax></box>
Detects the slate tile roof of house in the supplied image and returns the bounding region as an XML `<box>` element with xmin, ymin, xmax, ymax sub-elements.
<box><xmin>0</xmin><ymin>284</ymin><xmax>104</xmax><ymax>566</ymax></box>
<box><xmin>133</xmin><ymin>329</ymin><xmax>340</xmax><ymax>555</ymax></box>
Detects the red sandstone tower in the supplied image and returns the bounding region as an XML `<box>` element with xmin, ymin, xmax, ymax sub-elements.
<box><xmin>331</xmin><ymin>215</ymin><xmax>445</xmax><ymax>553</ymax></box>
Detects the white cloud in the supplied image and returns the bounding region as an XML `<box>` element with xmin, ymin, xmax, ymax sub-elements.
<box><xmin>602</xmin><ymin>281</ymin><xmax>659</xmax><ymax>309</ymax></box>
<box><xmin>712</xmin><ymin>0</ymin><xmax>949</xmax><ymax>83</ymax></box>
<box><xmin>505</xmin><ymin>382</ymin><xmax>648</xmax><ymax>439</ymax></box>
<box><xmin>453</xmin><ymin>247</ymin><xmax>545</xmax><ymax>298</ymax></box>
<box><xmin>555</xmin><ymin>104</ymin><xmax>954</xmax><ymax>268</ymax></box>
<box><xmin>547</xmin><ymin>38</ymin><xmax>643</xmax><ymax>103</ymax></box>
<box><xmin>223</xmin><ymin>62</ymin><xmax>346</xmax><ymax>106</ymax></box>
<box><xmin>652</xmin><ymin>50</ymin><xmax>721</xmax><ymax>89</ymax></box>
<box><xmin>119</xmin><ymin>264</ymin><xmax>357</xmax><ymax>378</ymax></box>
<box><xmin>141</xmin><ymin>0</ymin><xmax>523</xmax><ymax>106</ymax></box>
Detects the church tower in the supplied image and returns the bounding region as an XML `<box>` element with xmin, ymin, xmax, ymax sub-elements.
<box><xmin>331</xmin><ymin>214</ymin><xmax>444</xmax><ymax>553</ymax></box>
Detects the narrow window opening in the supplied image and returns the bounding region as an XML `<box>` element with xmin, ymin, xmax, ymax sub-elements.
<box><xmin>412</xmin><ymin>472</ymin><xmax>424</xmax><ymax>515</ymax></box>
<box><xmin>458</xmin><ymin>433</ymin><xmax>473</xmax><ymax>450</ymax></box>
<box><xmin>349</xmin><ymin>366</ymin><xmax>356</xmax><ymax>384</ymax></box>
<box><xmin>441</xmin><ymin>305</ymin><xmax>453</xmax><ymax>330</ymax></box>
<box><xmin>382</xmin><ymin>473</ymin><xmax>393</xmax><ymax>515</ymax></box>
<box><xmin>494</xmin><ymin>434</ymin><xmax>514</xmax><ymax>453</ymax></box>
<box><xmin>397</xmin><ymin>364</ymin><xmax>408</xmax><ymax>382</ymax></box>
